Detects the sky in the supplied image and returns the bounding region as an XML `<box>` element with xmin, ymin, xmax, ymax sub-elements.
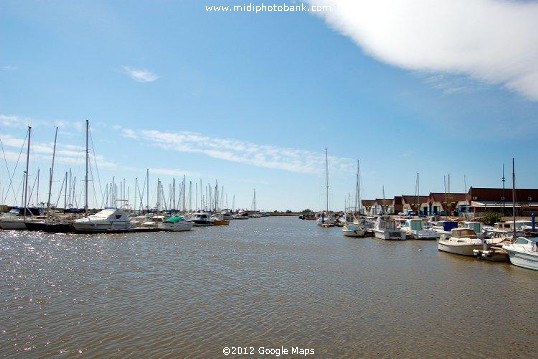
<box><xmin>1</xmin><ymin>0</ymin><xmax>538</xmax><ymax>212</ymax></box>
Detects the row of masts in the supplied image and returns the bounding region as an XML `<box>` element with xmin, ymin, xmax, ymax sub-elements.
<box><xmin>1</xmin><ymin>122</ymin><xmax>257</xmax><ymax>215</ymax></box>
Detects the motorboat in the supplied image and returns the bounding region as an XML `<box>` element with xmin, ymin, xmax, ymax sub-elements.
<box><xmin>220</xmin><ymin>210</ymin><xmax>234</xmax><ymax>221</ymax></box>
<box><xmin>0</xmin><ymin>207</ymin><xmax>42</xmax><ymax>230</ymax></box>
<box><xmin>210</xmin><ymin>213</ymin><xmax>230</xmax><ymax>226</ymax></box>
<box><xmin>189</xmin><ymin>212</ymin><xmax>214</xmax><ymax>226</ymax></box>
<box><xmin>502</xmin><ymin>237</ymin><xmax>538</xmax><ymax>270</ymax></box>
<box><xmin>400</xmin><ymin>218</ymin><xmax>439</xmax><ymax>240</ymax></box>
<box><xmin>132</xmin><ymin>215</ymin><xmax>165</xmax><ymax>232</ymax></box>
<box><xmin>232</xmin><ymin>210</ymin><xmax>249</xmax><ymax>220</ymax></box>
<box><xmin>438</xmin><ymin>228</ymin><xmax>483</xmax><ymax>256</ymax></box>
<box><xmin>159</xmin><ymin>216</ymin><xmax>194</xmax><ymax>231</ymax></box>
<box><xmin>72</xmin><ymin>208</ymin><xmax>133</xmax><ymax>233</ymax></box>
<box><xmin>373</xmin><ymin>215</ymin><xmax>405</xmax><ymax>240</ymax></box>
<box><xmin>0</xmin><ymin>209</ymin><xmax>28</xmax><ymax>230</ymax></box>
<box><xmin>342</xmin><ymin>223</ymin><xmax>366</xmax><ymax>237</ymax></box>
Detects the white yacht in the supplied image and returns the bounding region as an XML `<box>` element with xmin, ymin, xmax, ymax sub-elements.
<box><xmin>189</xmin><ymin>212</ymin><xmax>214</xmax><ymax>226</ymax></box>
<box><xmin>438</xmin><ymin>228</ymin><xmax>483</xmax><ymax>256</ymax></box>
<box><xmin>502</xmin><ymin>237</ymin><xmax>538</xmax><ymax>271</ymax></box>
<box><xmin>373</xmin><ymin>215</ymin><xmax>405</xmax><ymax>240</ymax></box>
<box><xmin>0</xmin><ymin>208</ymin><xmax>28</xmax><ymax>230</ymax></box>
<box><xmin>73</xmin><ymin>208</ymin><xmax>133</xmax><ymax>233</ymax></box>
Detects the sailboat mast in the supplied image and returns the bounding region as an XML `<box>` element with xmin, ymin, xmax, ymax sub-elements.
<box><xmin>84</xmin><ymin>120</ymin><xmax>89</xmax><ymax>215</ymax></box>
<box><xmin>325</xmin><ymin>148</ymin><xmax>329</xmax><ymax>213</ymax></box>
<box><xmin>512</xmin><ymin>158</ymin><xmax>516</xmax><ymax>240</ymax></box>
<box><xmin>47</xmin><ymin>127</ymin><xmax>58</xmax><ymax>213</ymax></box>
<box><xmin>23</xmin><ymin>126</ymin><xmax>31</xmax><ymax>219</ymax></box>
<box><xmin>358</xmin><ymin>160</ymin><xmax>361</xmax><ymax>216</ymax></box>
<box><xmin>146</xmin><ymin>168</ymin><xmax>150</xmax><ymax>213</ymax></box>
<box><xmin>355</xmin><ymin>160</ymin><xmax>359</xmax><ymax>215</ymax></box>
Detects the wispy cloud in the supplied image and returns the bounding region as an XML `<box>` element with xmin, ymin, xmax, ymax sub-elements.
<box><xmin>118</xmin><ymin>127</ymin><xmax>354</xmax><ymax>175</ymax></box>
<box><xmin>0</xmin><ymin>114</ymin><xmax>31</xmax><ymax>128</ymax></box>
<box><xmin>308</xmin><ymin>0</ymin><xmax>538</xmax><ymax>101</ymax></box>
<box><xmin>418</xmin><ymin>73</ymin><xmax>487</xmax><ymax>95</ymax></box>
<box><xmin>0</xmin><ymin>133</ymin><xmax>117</xmax><ymax>169</ymax></box>
<box><xmin>122</xmin><ymin>66</ymin><xmax>159</xmax><ymax>83</ymax></box>
<box><xmin>0</xmin><ymin>115</ymin><xmax>118</xmax><ymax>171</ymax></box>
<box><xmin>2</xmin><ymin>65</ymin><xmax>17</xmax><ymax>71</ymax></box>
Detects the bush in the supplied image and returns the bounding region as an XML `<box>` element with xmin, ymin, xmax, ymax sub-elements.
<box><xmin>481</xmin><ymin>212</ymin><xmax>502</xmax><ymax>225</ymax></box>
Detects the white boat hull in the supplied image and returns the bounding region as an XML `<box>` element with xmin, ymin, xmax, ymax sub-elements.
<box><xmin>412</xmin><ymin>230</ymin><xmax>440</xmax><ymax>240</ymax></box>
<box><xmin>374</xmin><ymin>229</ymin><xmax>405</xmax><ymax>240</ymax></box>
<box><xmin>343</xmin><ymin>230</ymin><xmax>365</xmax><ymax>237</ymax></box>
<box><xmin>504</xmin><ymin>249</ymin><xmax>538</xmax><ymax>270</ymax></box>
<box><xmin>159</xmin><ymin>221</ymin><xmax>194</xmax><ymax>232</ymax></box>
<box><xmin>438</xmin><ymin>241</ymin><xmax>482</xmax><ymax>256</ymax></box>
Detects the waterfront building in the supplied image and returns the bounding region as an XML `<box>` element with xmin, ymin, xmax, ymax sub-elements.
<box><xmin>467</xmin><ymin>187</ymin><xmax>538</xmax><ymax>216</ymax></box>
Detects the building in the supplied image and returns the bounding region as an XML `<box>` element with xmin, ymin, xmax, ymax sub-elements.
<box><xmin>427</xmin><ymin>192</ymin><xmax>468</xmax><ymax>216</ymax></box>
<box><xmin>401</xmin><ymin>195</ymin><xmax>429</xmax><ymax>215</ymax></box>
<box><xmin>467</xmin><ymin>187</ymin><xmax>538</xmax><ymax>216</ymax></box>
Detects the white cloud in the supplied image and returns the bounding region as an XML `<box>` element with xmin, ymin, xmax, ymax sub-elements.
<box><xmin>0</xmin><ymin>114</ymin><xmax>31</xmax><ymax>128</ymax></box>
<box><xmin>2</xmin><ymin>65</ymin><xmax>17</xmax><ymax>71</ymax></box>
<box><xmin>119</xmin><ymin>127</ymin><xmax>354</xmax><ymax>175</ymax></box>
<box><xmin>308</xmin><ymin>0</ymin><xmax>538</xmax><ymax>101</ymax></box>
<box><xmin>122</xmin><ymin>66</ymin><xmax>159</xmax><ymax>83</ymax></box>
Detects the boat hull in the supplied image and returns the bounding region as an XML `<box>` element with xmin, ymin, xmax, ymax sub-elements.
<box><xmin>342</xmin><ymin>224</ymin><xmax>365</xmax><ymax>237</ymax></box>
<box><xmin>73</xmin><ymin>222</ymin><xmax>132</xmax><ymax>233</ymax></box>
<box><xmin>411</xmin><ymin>231</ymin><xmax>440</xmax><ymax>240</ymax></box>
<box><xmin>25</xmin><ymin>221</ymin><xmax>74</xmax><ymax>233</ymax></box>
<box><xmin>374</xmin><ymin>229</ymin><xmax>405</xmax><ymax>240</ymax></box>
<box><xmin>504</xmin><ymin>249</ymin><xmax>538</xmax><ymax>270</ymax></box>
<box><xmin>438</xmin><ymin>241</ymin><xmax>482</xmax><ymax>256</ymax></box>
<box><xmin>0</xmin><ymin>219</ymin><xmax>27</xmax><ymax>230</ymax></box>
<box><xmin>159</xmin><ymin>222</ymin><xmax>194</xmax><ymax>232</ymax></box>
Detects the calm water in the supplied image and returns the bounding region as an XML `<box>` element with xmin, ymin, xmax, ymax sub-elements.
<box><xmin>1</xmin><ymin>217</ymin><xmax>536</xmax><ymax>358</ymax></box>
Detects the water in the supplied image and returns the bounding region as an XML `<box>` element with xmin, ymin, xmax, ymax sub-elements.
<box><xmin>1</xmin><ymin>217</ymin><xmax>536</xmax><ymax>358</ymax></box>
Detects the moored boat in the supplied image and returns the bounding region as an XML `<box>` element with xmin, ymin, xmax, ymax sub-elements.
<box><xmin>73</xmin><ymin>208</ymin><xmax>133</xmax><ymax>233</ymax></box>
<box><xmin>400</xmin><ymin>218</ymin><xmax>439</xmax><ymax>240</ymax></box>
<box><xmin>438</xmin><ymin>228</ymin><xmax>483</xmax><ymax>256</ymax></box>
<box><xmin>373</xmin><ymin>215</ymin><xmax>405</xmax><ymax>240</ymax></box>
<box><xmin>159</xmin><ymin>216</ymin><xmax>194</xmax><ymax>231</ymax></box>
<box><xmin>211</xmin><ymin>213</ymin><xmax>230</xmax><ymax>226</ymax></box>
<box><xmin>342</xmin><ymin>222</ymin><xmax>366</xmax><ymax>237</ymax></box>
<box><xmin>502</xmin><ymin>237</ymin><xmax>538</xmax><ymax>270</ymax></box>
<box><xmin>189</xmin><ymin>212</ymin><xmax>214</xmax><ymax>226</ymax></box>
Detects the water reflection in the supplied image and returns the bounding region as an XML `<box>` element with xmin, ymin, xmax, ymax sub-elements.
<box><xmin>1</xmin><ymin>218</ymin><xmax>535</xmax><ymax>357</ymax></box>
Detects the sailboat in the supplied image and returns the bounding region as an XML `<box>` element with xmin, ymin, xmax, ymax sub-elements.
<box><xmin>249</xmin><ymin>189</ymin><xmax>261</xmax><ymax>218</ymax></box>
<box><xmin>0</xmin><ymin>126</ymin><xmax>33</xmax><ymax>230</ymax></box>
<box><xmin>317</xmin><ymin>148</ymin><xmax>335</xmax><ymax>227</ymax></box>
<box><xmin>342</xmin><ymin>160</ymin><xmax>365</xmax><ymax>237</ymax></box>
<box><xmin>501</xmin><ymin>158</ymin><xmax>538</xmax><ymax>269</ymax></box>
<box><xmin>73</xmin><ymin>121</ymin><xmax>133</xmax><ymax>233</ymax></box>
<box><xmin>25</xmin><ymin>127</ymin><xmax>76</xmax><ymax>233</ymax></box>
<box><xmin>474</xmin><ymin>161</ymin><xmax>513</xmax><ymax>262</ymax></box>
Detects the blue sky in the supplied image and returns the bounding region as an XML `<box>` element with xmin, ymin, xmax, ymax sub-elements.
<box><xmin>1</xmin><ymin>0</ymin><xmax>538</xmax><ymax>212</ymax></box>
